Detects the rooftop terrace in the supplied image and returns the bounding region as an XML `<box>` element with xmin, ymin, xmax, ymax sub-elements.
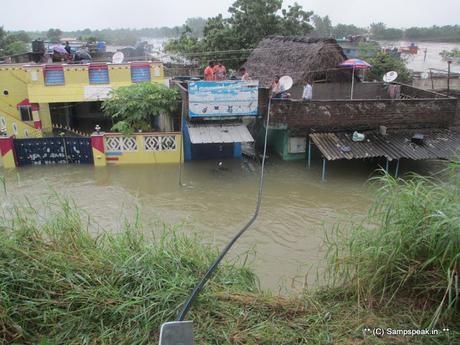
<box><xmin>262</xmin><ymin>82</ymin><xmax>457</xmax><ymax>133</ymax></box>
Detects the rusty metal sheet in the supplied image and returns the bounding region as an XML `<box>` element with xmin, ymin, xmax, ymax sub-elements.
<box><xmin>309</xmin><ymin>130</ymin><xmax>460</xmax><ymax>161</ymax></box>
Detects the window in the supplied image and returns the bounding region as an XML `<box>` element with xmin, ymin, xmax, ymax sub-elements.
<box><xmin>89</xmin><ymin>64</ymin><xmax>110</xmax><ymax>84</ymax></box>
<box><xmin>131</xmin><ymin>63</ymin><xmax>151</xmax><ymax>82</ymax></box>
<box><xmin>19</xmin><ymin>106</ymin><xmax>33</xmax><ymax>121</ymax></box>
<box><xmin>44</xmin><ymin>65</ymin><xmax>65</xmax><ymax>86</ymax></box>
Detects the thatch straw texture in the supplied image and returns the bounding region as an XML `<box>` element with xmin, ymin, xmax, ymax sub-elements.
<box><xmin>244</xmin><ymin>36</ymin><xmax>347</xmax><ymax>87</ymax></box>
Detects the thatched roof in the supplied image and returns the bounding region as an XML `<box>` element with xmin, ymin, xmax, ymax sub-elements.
<box><xmin>243</xmin><ymin>36</ymin><xmax>347</xmax><ymax>88</ymax></box>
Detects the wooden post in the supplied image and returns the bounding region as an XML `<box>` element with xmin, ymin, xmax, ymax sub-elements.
<box><xmin>307</xmin><ymin>136</ymin><xmax>312</xmax><ymax>168</ymax></box>
<box><xmin>395</xmin><ymin>159</ymin><xmax>400</xmax><ymax>178</ymax></box>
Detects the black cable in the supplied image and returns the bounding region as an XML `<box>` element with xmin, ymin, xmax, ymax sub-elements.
<box><xmin>176</xmin><ymin>96</ymin><xmax>272</xmax><ymax>322</ymax></box>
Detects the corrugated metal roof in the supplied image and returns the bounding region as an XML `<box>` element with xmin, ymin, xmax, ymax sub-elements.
<box><xmin>188</xmin><ymin>124</ymin><xmax>254</xmax><ymax>144</ymax></box>
<box><xmin>309</xmin><ymin>130</ymin><xmax>460</xmax><ymax>161</ymax></box>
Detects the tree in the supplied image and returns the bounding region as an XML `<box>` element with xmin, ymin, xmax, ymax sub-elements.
<box><xmin>202</xmin><ymin>14</ymin><xmax>247</xmax><ymax>66</ymax></box>
<box><xmin>3</xmin><ymin>41</ymin><xmax>28</xmax><ymax>56</ymax></box>
<box><xmin>184</xmin><ymin>17</ymin><xmax>207</xmax><ymax>38</ymax></box>
<box><xmin>102</xmin><ymin>83</ymin><xmax>180</xmax><ymax>134</ymax></box>
<box><xmin>47</xmin><ymin>28</ymin><xmax>62</xmax><ymax>42</ymax></box>
<box><xmin>311</xmin><ymin>15</ymin><xmax>332</xmax><ymax>37</ymax></box>
<box><xmin>332</xmin><ymin>24</ymin><xmax>366</xmax><ymax>38</ymax></box>
<box><xmin>165</xmin><ymin>0</ymin><xmax>314</xmax><ymax>68</ymax></box>
<box><xmin>227</xmin><ymin>0</ymin><xmax>282</xmax><ymax>48</ymax></box>
<box><xmin>164</xmin><ymin>29</ymin><xmax>204</xmax><ymax>61</ymax></box>
<box><xmin>357</xmin><ymin>41</ymin><xmax>380</xmax><ymax>58</ymax></box>
<box><xmin>370</xmin><ymin>22</ymin><xmax>386</xmax><ymax>38</ymax></box>
<box><xmin>380</xmin><ymin>28</ymin><xmax>403</xmax><ymax>40</ymax></box>
<box><xmin>112</xmin><ymin>30</ymin><xmax>137</xmax><ymax>46</ymax></box>
<box><xmin>279</xmin><ymin>3</ymin><xmax>313</xmax><ymax>36</ymax></box>
<box><xmin>370</xmin><ymin>22</ymin><xmax>403</xmax><ymax>40</ymax></box>
<box><xmin>0</xmin><ymin>27</ymin><xmax>6</xmax><ymax>55</ymax></box>
<box><xmin>404</xmin><ymin>25</ymin><xmax>460</xmax><ymax>42</ymax></box>
<box><xmin>0</xmin><ymin>27</ymin><xmax>29</xmax><ymax>56</ymax></box>
<box><xmin>366</xmin><ymin>52</ymin><xmax>412</xmax><ymax>83</ymax></box>
<box><xmin>6</xmin><ymin>31</ymin><xmax>30</xmax><ymax>43</ymax></box>
<box><xmin>81</xmin><ymin>28</ymin><xmax>92</xmax><ymax>36</ymax></box>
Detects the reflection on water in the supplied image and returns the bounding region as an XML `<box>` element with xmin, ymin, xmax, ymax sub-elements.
<box><xmin>0</xmin><ymin>158</ymin><xmax>440</xmax><ymax>291</ymax></box>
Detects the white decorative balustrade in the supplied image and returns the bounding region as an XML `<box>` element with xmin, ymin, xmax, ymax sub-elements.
<box><xmin>143</xmin><ymin>135</ymin><xmax>177</xmax><ymax>151</ymax></box>
<box><xmin>105</xmin><ymin>136</ymin><xmax>138</xmax><ymax>152</ymax></box>
<box><xmin>104</xmin><ymin>133</ymin><xmax>178</xmax><ymax>153</ymax></box>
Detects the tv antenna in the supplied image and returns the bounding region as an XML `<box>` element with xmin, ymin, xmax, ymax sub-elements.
<box><xmin>383</xmin><ymin>71</ymin><xmax>398</xmax><ymax>83</ymax></box>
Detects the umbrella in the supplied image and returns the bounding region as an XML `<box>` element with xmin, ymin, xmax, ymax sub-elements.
<box><xmin>52</xmin><ymin>45</ymin><xmax>67</xmax><ymax>55</ymax></box>
<box><xmin>337</xmin><ymin>59</ymin><xmax>372</xmax><ymax>99</ymax></box>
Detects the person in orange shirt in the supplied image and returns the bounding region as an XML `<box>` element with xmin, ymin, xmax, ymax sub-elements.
<box><xmin>204</xmin><ymin>61</ymin><xmax>215</xmax><ymax>81</ymax></box>
<box><xmin>213</xmin><ymin>62</ymin><xmax>227</xmax><ymax>80</ymax></box>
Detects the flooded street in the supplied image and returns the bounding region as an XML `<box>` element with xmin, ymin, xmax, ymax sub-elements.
<box><xmin>378</xmin><ymin>40</ymin><xmax>460</xmax><ymax>73</ymax></box>
<box><xmin>0</xmin><ymin>158</ymin><xmax>438</xmax><ymax>291</ymax></box>
<box><xmin>1</xmin><ymin>158</ymin><xmax>379</xmax><ymax>291</ymax></box>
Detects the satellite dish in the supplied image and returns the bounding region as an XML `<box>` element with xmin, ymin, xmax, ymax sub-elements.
<box><xmin>383</xmin><ymin>71</ymin><xmax>398</xmax><ymax>83</ymax></box>
<box><xmin>421</xmin><ymin>72</ymin><xmax>429</xmax><ymax>80</ymax></box>
<box><xmin>279</xmin><ymin>76</ymin><xmax>293</xmax><ymax>92</ymax></box>
<box><xmin>112</xmin><ymin>52</ymin><xmax>124</xmax><ymax>64</ymax></box>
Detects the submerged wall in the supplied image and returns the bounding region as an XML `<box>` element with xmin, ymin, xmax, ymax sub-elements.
<box><xmin>103</xmin><ymin>132</ymin><xmax>183</xmax><ymax>165</ymax></box>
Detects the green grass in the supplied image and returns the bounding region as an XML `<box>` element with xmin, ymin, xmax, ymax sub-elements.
<box><xmin>0</xmin><ymin>197</ymin><xmax>257</xmax><ymax>344</ymax></box>
<box><xmin>0</xmin><ymin>174</ymin><xmax>5</xmax><ymax>194</ymax></box>
<box><xmin>0</xmin><ymin>171</ymin><xmax>459</xmax><ymax>344</ymax></box>
<box><xmin>326</xmin><ymin>165</ymin><xmax>460</xmax><ymax>329</ymax></box>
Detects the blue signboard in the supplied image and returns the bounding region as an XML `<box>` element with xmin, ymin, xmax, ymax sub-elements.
<box><xmin>188</xmin><ymin>80</ymin><xmax>259</xmax><ymax>118</ymax></box>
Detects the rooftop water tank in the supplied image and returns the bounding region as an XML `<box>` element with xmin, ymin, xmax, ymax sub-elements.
<box><xmin>32</xmin><ymin>40</ymin><xmax>45</xmax><ymax>54</ymax></box>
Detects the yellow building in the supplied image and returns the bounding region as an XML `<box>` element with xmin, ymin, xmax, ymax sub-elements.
<box><xmin>0</xmin><ymin>61</ymin><xmax>186</xmax><ymax>168</ymax></box>
<box><xmin>0</xmin><ymin>61</ymin><xmax>165</xmax><ymax>138</ymax></box>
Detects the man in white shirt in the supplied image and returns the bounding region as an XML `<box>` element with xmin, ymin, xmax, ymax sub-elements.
<box><xmin>302</xmin><ymin>80</ymin><xmax>313</xmax><ymax>101</ymax></box>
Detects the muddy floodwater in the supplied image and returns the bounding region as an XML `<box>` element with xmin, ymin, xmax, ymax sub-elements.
<box><xmin>378</xmin><ymin>40</ymin><xmax>460</xmax><ymax>73</ymax></box>
<box><xmin>0</xmin><ymin>158</ymin><xmax>437</xmax><ymax>291</ymax></box>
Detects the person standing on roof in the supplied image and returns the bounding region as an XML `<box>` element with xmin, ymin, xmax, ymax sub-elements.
<box><xmin>64</xmin><ymin>41</ymin><xmax>72</xmax><ymax>55</ymax></box>
<box><xmin>271</xmin><ymin>76</ymin><xmax>281</xmax><ymax>97</ymax></box>
<box><xmin>302</xmin><ymin>80</ymin><xmax>313</xmax><ymax>101</ymax></box>
<box><xmin>239</xmin><ymin>67</ymin><xmax>251</xmax><ymax>81</ymax></box>
<box><xmin>204</xmin><ymin>61</ymin><xmax>215</xmax><ymax>81</ymax></box>
<box><xmin>213</xmin><ymin>62</ymin><xmax>227</xmax><ymax>80</ymax></box>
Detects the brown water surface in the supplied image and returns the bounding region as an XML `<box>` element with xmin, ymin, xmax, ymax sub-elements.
<box><xmin>2</xmin><ymin>158</ymin><xmax>407</xmax><ymax>291</ymax></box>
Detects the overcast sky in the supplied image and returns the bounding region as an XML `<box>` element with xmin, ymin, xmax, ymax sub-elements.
<box><xmin>1</xmin><ymin>0</ymin><xmax>459</xmax><ymax>31</ymax></box>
